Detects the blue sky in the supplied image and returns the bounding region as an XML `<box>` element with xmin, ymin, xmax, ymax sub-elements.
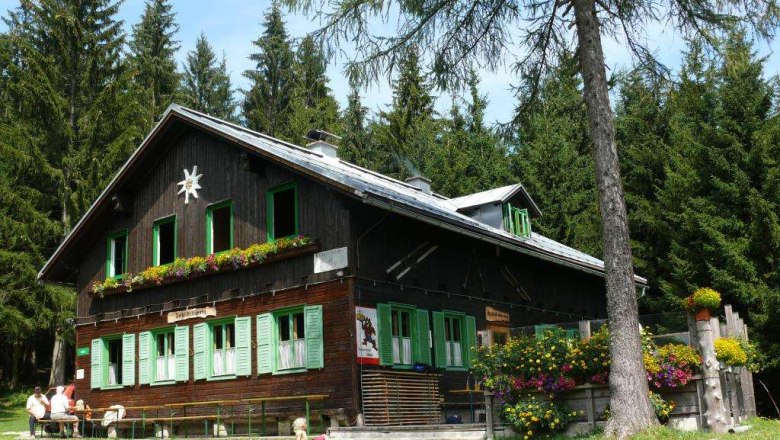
<box><xmin>1</xmin><ymin>0</ymin><xmax>778</xmax><ymax>124</ymax></box>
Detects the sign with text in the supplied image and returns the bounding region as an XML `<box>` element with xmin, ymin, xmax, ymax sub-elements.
<box><xmin>486</xmin><ymin>306</ymin><xmax>510</xmax><ymax>324</ymax></box>
<box><xmin>355</xmin><ymin>307</ymin><xmax>379</xmax><ymax>364</ymax></box>
<box><xmin>167</xmin><ymin>306</ymin><xmax>216</xmax><ymax>323</ymax></box>
<box><xmin>314</xmin><ymin>247</ymin><xmax>348</xmax><ymax>273</ymax></box>
<box><xmin>76</xmin><ymin>346</ymin><xmax>90</xmax><ymax>357</ymax></box>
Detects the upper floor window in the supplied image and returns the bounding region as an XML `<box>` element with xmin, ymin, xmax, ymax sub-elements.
<box><xmin>267</xmin><ymin>183</ymin><xmax>298</xmax><ymax>241</ymax></box>
<box><xmin>503</xmin><ymin>203</ymin><xmax>531</xmax><ymax>238</ymax></box>
<box><xmin>106</xmin><ymin>230</ymin><xmax>128</xmax><ymax>278</ymax></box>
<box><xmin>206</xmin><ymin>200</ymin><xmax>233</xmax><ymax>254</ymax></box>
<box><xmin>376</xmin><ymin>304</ymin><xmax>431</xmax><ymax>368</ymax></box>
<box><xmin>153</xmin><ymin>216</ymin><xmax>176</xmax><ymax>266</ymax></box>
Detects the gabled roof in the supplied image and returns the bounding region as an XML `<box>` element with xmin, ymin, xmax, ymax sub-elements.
<box><xmin>449</xmin><ymin>184</ymin><xmax>543</xmax><ymax>217</ymax></box>
<box><xmin>38</xmin><ymin>104</ymin><xmax>648</xmax><ymax>286</ymax></box>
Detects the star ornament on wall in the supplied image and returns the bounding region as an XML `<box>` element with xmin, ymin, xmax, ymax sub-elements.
<box><xmin>177</xmin><ymin>166</ymin><xmax>202</xmax><ymax>204</ymax></box>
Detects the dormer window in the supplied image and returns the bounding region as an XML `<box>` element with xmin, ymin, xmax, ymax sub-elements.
<box><xmin>503</xmin><ymin>204</ymin><xmax>531</xmax><ymax>238</ymax></box>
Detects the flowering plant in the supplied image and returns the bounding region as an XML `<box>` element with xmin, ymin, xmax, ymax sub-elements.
<box><xmin>646</xmin><ymin>344</ymin><xmax>699</xmax><ymax>389</ymax></box>
<box><xmin>92</xmin><ymin>235</ymin><xmax>314</xmax><ymax>294</ymax></box>
<box><xmin>714</xmin><ymin>337</ymin><xmax>747</xmax><ymax>366</ymax></box>
<box><xmin>501</xmin><ymin>397</ymin><xmax>577</xmax><ymax>439</ymax></box>
<box><xmin>649</xmin><ymin>391</ymin><xmax>676</xmax><ymax>424</ymax></box>
<box><xmin>684</xmin><ymin>287</ymin><xmax>721</xmax><ymax>312</ymax></box>
<box><xmin>567</xmin><ymin>326</ymin><xmax>610</xmax><ymax>383</ymax></box>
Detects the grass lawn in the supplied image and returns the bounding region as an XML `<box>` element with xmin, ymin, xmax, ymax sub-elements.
<box><xmin>0</xmin><ymin>389</ymin><xmax>31</xmax><ymax>440</ymax></box>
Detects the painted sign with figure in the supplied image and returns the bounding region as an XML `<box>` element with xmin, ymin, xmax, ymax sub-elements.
<box><xmin>355</xmin><ymin>307</ymin><xmax>379</xmax><ymax>364</ymax></box>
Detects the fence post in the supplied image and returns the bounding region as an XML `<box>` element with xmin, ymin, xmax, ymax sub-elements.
<box><xmin>578</xmin><ymin>320</ymin><xmax>591</xmax><ymax>341</ymax></box>
<box><xmin>483</xmin><ymin>391</ymin><xmax>494</xmax><ymax>440</ymax></box>
<box><xmin>696</xmin><ymin>314</ymin><xmax>727</xmax><ymax>433</ymax></box>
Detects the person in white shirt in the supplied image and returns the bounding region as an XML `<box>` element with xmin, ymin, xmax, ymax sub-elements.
<box><xmin>50</xmin><ymin>386</ymin><xmax>80</xmax><ymax>438</ymax></box>
<box><xmin>26</xmin><ymin>386</ymin><xmax>49</xmax><ymax>437</ymax></box>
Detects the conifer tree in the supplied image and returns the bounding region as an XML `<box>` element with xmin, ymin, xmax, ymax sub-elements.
<box><xmin>511</xmin><ymin>53</ymin><xmax>602</xmax><ymax>256</ymax></box>
<box><xmin>242</xmin><ymin>4</ymin><xmax>297</xmax><ymax>139</ymax></box>
<box><xmin>129</xmin><ymin>0</ymin><xmax>180</xmax><ymax>122</ymax></box>
<box><xmin>181</xmin><ymin>33</ymin><xmax>235</xmax><ymax>120</ymax></box>
<box><xmin>374</xmin><ymin>46</ymin><xmax>438</xmax><ymax>178</ymax></box>
<box><xmin>339</xmin><ymin>82</ymin><xmax>377</xmax><ymax>167</ymax></box>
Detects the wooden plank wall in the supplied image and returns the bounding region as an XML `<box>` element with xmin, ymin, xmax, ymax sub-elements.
<box><xmin>76</xmin><ymin>127</ymin><xmax>353</xmax><ymax>316</ymax></box>
<box><xmin>360</xmin><ymin>370</ymin><xmax>441</xmax><ymax>425</ymax></box>
<box><xmin>74</xmin><ymin>280</ymin><xmax>359</xmax><ymax>420</ymax></box>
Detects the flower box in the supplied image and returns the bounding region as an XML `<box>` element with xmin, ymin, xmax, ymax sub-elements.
<box><xmin>91</xmin><ymin>237</ymin><xmax>319</xmax><ymax>297</ymax></box>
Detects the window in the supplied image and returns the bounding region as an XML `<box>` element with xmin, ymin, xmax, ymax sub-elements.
<box><xmin>277</xmin><ymin>310</ymin><xmax>306</xmax><ymax>370</ymax></box>
<box><xmin>267</xmin><ymin>183</ymin><xmax>298</xmax><ymax>241</ymax></box>
<box><xmin>376</xmin><ymin>304</ymin><xmax>431</xmax><ymax>368</ymax></box>
<box><xmin>211</xmin><ymin>321</ymin><xmax>235</xmax><ymax>376</ymax></box>
<box><xmin>433</xmin><ymin>311</ymin><xmax>476</xmax><ymax>370</ymax></box>
<box><xmin>139</xmin><ymin>326</ymin><xmax>188</xmax><ymax>385</ymax></box>
<box><xmin>193</xmin><ymin>317</ymin><xmax>251</xmax><ymax>380</ymax></box>
<box><xmin>106</xmin><ymin>230</ymin><xmax>128</xmax><ymax>278</ymax></box>
<box><xmin>503</xmin><ymin>203</ymin><xmax>531</xmax><ymax>238</ymax></box>
<box><xmin>90</xmin><ymin>334</ymin><xmax>135</xmax><ymax>390</ymax></box>
<box><xmin>153</xmin><ymin>216</ymin><xmax>177</xmax><ymax>266</ymax></box>
<box><xmin>257</xmin><ymin>305</ymin><xmax>323</xmax><ymax>375</ymax></box>
<box><xmin>206</xmin><ymin>200</ymin><xmax>233</xmax><ymax>254</ymax></box>
<box><xmin>444</xmin><ymin>315</ymin><xmax>463</xmax><ymax>367</ymax></box>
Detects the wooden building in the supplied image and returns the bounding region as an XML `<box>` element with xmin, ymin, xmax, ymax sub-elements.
<box><xmin>39</xmin><ymin>105</ymin><xmax>647</xmax><ymax>429</ymax></box>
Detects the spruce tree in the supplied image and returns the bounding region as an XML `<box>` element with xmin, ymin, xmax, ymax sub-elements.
<box><xmin>181</xmin><ymin>33</ymin><xmax>235</xmax><ymax>120</ymax></box>
<box><xmin>511</xmin><ymin>53</ymin><xmax>602</xmax><ymax>256</ymax></box>
<box><xmin>339</xmin><ymin>82</ymin><xmax>377</xmax><ymax>167</ymax></box>
<box><xmin>242</xmin><ymin>4</ymin><xmax>297</xmax><ymax>139</ymax></box>
<box><xmin>129</xmin><ymin>0</ymin><xmax>180</xmax><ymax>122</ymax></box>
<box><xmin>374</xmin><ymin>46</ymin><xmax>438</xmax><ymax>178</ymax></box>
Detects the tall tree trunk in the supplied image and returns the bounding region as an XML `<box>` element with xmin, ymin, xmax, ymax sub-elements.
<box><xmin>49</xmin><ymin>328</ymin><xmax>67</xmax><ymax>387</ymax></box>
<box><xmin>572</xmin><ymin>0</ymin><xmax>658</xmax><ymax>437</ymax></box>
<box><xmin>10</xmin><ymin>341</ymin><xmax>22</xmax><ymax>389</ymax></box>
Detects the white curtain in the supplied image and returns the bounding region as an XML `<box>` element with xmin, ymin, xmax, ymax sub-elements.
<box><xmin>294</xmin><ymin>339</ymin><xmax>306</xmax><ymax>368</ymax></box>
<box><xmin>213</xmin><ymin>348</ymin><xmax>236</xmax><ymax>375</ymax></box>
<box><xmin>156</xmin><ymin>355</ymin><xmax>175</xmax><ymax>381</ymax></box>
<box><xmin>213</xmin><ymin>350</ymin><xmax>224</xmax><ymax>375</ymax></box>
<box><xmin>452</xmin><ymin>343</ymin><xmax>462</xmax><ymax>367</ymax></box>
<box><xmin>108</xmin><ymin>363</ymin><xmax>118</xmax><ymax>385</ymax></box>
<box><xmin>225</xmin><ymin>348</ymin><xmax>235</xmax><ymax>374</ymax></box>
<box><xmin>392</xmin><ymin>337</ymin><xmax>401</xmax><ymax>364</ymax></box>
<box><xmin>279</xmin><ymin>341</ymin><xmax>292</xmax><ymax>369</ymax></box>
<box><xmin>402</xmin><ymin>338</ymin><xmax>412</xmax><ymax>364</ymax></box>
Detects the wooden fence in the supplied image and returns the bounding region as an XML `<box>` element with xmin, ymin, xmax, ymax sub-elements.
<box><xmin>485</xmin><ymin>305</ymin><xmax>757</xmax><ymax>437</ymax></box>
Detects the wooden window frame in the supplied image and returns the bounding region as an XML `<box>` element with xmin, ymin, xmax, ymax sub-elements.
<box><xmin>152</xmin><ymin>215</ymin><xmax>177</xmax><ymax>266</ymax></box>
<box><xmin>101</xmin><ymin>334</ymin><xmax>124</xmax><ymax>389</ymax></box>
<box><xmin>206</xmin><ymin>317</ymin><xmax>237</xmax><ymax>380</ymax></box>
<box><xmin>151</xmin><ymin>327</ymin><xmax>176</xmax><ymax>384</ymax></box>
<box><xmin>105</xmin><ymin>230</ymin><xmax>129</xmax><ymax>279</ymax></box>
<box><xmin>503</xmin><ymin>203</ymin><xmax>531</xmax><ymax>238</ymax></box>
<box><xmin>442</xmin><ymin>311</ymin><xmax>467</xmax><ymax>370</ymax></box>
<box><xmin>266</xmin><ymin>183</ymin><xmax>299</xmax><ymax>242</ymax></box>
<box><xmin>273</xmin><ymin>306</ymin><xmax>307</xmax><ymax>374</ymax></box>
<box><xmin>206</xmin><ymin>200</ymin><xmax>234</xmax><ymax>254</ymax></box>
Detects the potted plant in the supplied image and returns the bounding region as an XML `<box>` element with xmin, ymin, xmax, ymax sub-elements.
<box><xmin>684</xmin><ymin>287</ymin><xmax>721</xmax><ymax>321</ymax></box>
<box><xmin>714</xmin><ymin>337</ymin><xmax>747</xmax><ymax>371</ymax></box>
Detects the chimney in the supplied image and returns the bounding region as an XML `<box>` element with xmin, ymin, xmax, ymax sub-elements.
<box><xmin>405</xmin><ymin>175</ymin><xmax>431</xmax><ymax>195</ymax></box>
<box><xmin>305</xmin><ymin>129</ymin><xmax>341</xmax><ymax>158</ymax></box>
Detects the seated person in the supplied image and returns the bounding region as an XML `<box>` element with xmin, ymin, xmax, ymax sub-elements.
<box><xmin>26</xmin><ymin>386</ymin><xmax>49</xmax><ymax>437</ymax></box>
<box><xmin>50</xmin><ymin>386</ymin><xmax>80</xmax><ymax>438</ymax></box>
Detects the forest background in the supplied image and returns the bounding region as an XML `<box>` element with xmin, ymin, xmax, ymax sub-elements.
<box><xmin>0</xmin><ymin>0</ymin><xmax>779</xmax><ymax>416</ymax></box>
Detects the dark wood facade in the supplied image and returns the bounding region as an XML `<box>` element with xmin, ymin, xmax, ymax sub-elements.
<box><xmin>45</xmin><ymin>115</ymin><xmax>613</xmax><ymax>426</ymax></box>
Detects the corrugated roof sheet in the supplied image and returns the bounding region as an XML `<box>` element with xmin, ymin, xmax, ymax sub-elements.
<box><xmin>38</xmin><ymin>105</ymin><xmax>648</xmax><ymax>285</ymax></box>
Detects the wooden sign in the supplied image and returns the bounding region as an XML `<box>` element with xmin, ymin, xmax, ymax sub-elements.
<box><xmin>167</xmin><ymin>306</ymin><xmax>216</xmax><ymax>323</ymax></box>
<box><xmin>486</xmin><ymin>306</ymin><xmax>510</xmax><ymax>323</ymax></box>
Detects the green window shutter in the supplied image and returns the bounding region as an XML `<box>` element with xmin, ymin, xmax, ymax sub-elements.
<box><xmin>122</xmin><ymin>333</ymin><xmax>136</xmax><ymax>386</ymax></box>
<box><xmin>376</xmin><ymin>304</ymin><xmax>393</xmax><ymax>366</ymax></box>
<box><xmin>138</xmin><ymin>332</ymin><xmax>151</xmax><ymax>385</ymax></box>
<box><xmin>256</xmin><ymin>313</ymin><xmax>273</xmax><ymax>374</ymax></box>
<box><xmin>91</xmin><ymin>339</ymin><xmax>102</xmax><ymax>389</ymax></box>
<box><xmin>175</xmin><ymin>326</ymin><xmax>189</xmax><ymax>382</ymax></box>
<box><xmin>193</xmin><ymin>323</ymin><xmax>207</xmax><ymax>380</ymax></box>
<box><xmin>235</xmin><ymin>317</ymin><xmax>252</xmax><ymax>376</ymax></box>
<box><xmin>432</xmin><ymin>311</ymin><xmax>447</xmax><ymax>368</ymax></box>
<box><xmin>304</xmin><ymin>305</ymin><xmax>324</xmax><ymax>369</ymax></box>
<box><xmin>414</xmin><ymin>309</ymin><xmax>431</xmax><ymax>365</ymax></box>
<box><xmin>464</xmin><ymin>315</ymin><xmax>477</xmax><ymax>369</ymax></box>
